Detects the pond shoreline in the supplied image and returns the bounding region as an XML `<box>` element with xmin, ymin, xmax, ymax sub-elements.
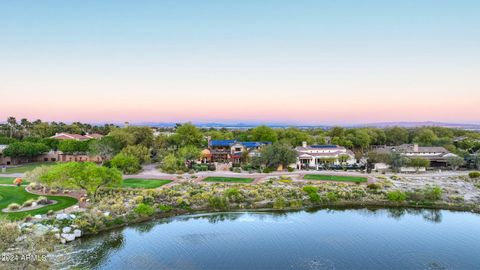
<box><xmin>80</xmin><ymin>199</ymin><xmax>480</xmax><ymax>238</ymax></box>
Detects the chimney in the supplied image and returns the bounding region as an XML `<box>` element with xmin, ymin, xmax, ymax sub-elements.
<box><xmin>302</xmin><ymin>141</ymin><xmax>307</xmax><ymax>148</ymax></box>
<box><xmin>413</xmin><ymin>144</ymin><xmax>419</xmax><ymax>152</ymax></box>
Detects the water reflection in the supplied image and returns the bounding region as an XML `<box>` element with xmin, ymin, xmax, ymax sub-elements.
<box><xmin>52</xmin><ymin>208</ymin><xmax>480</xmax><ymax>270</ymax></box>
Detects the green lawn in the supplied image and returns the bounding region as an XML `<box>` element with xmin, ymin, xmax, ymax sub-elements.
<box><xmin>1</xmin><ymin>162</ymin><xmax>57</xmax><ymax>174</ymax></box>
<box><xmin>203</xmin><ymin>176</ymin><xmax>255</xmax><ymax>183</ymax></box>
<box><xmin>0</xmin><ymin>177</ymin><xmax>30</xmax><ymax>185</ymax></box>
<box><xmin>122</xmin><ymin>178</ymin><xmax>172</xmax><ymax>189</ymax></box>
<box><xmin>0</xmin><ymin>186</ymin><xmax>78</xmax><ymax>220</ymax></box>
<box><xmin>303</xmin><ymin>174</ymin><xmax>368</xmax><ymax>183</ymax></box>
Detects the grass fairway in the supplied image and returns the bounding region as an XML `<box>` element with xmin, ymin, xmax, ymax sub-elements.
<box><xmin>203</xmin><ymin>176</ymin><xmax>255</xmax><ymax>183</ymax></box>
<box><xmin>0</xmin><ymin>177</ymin><xmax>30</xmax><ymax>185</ymax></box>
<box><xmin>122</xmin><ymin>178</ymin><xmax>172</xmax><ymax>189</ymax></box>
<box><xmin>2</xmin><ymin>162</ymin><xmax>57</xmax><ymax>174</ymax></box>
<box><xmin>0</xmin><ymin>186</ymin><xmax>78</xmax><ymax>220</ymax></box>
<box><xmin>303</xmin><ymin>174</ymin><xmax>367</xmax><ymax>183</ymax></box>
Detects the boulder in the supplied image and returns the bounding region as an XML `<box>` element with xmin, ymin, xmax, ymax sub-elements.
<box><xmin>73</xmin><ymin>229</ymin><xmax>82</xmax><ymax>238</ymax></box>
<box><xmin>56</xmin><ymin>213</ymin><xmax>71</xmax><ymax>220</ymax></box>
<box><xmin>34</xmin><ymin>214</ymin><xmax>42</xmax><ymax>219</ymax></box>
<box><xmin>62</xmin><ymin>226</ymin><xmax>72</xmax><ymax>233</ymax></box>
<box><xmin>61</xmin><ymin>233</ymin><xmax>76</xmax><ymax>242</ymax></box>
<box><xmin>33</xmin><ymin>224</ymin><xmax>50</xmax><ymax>237</ymax></box>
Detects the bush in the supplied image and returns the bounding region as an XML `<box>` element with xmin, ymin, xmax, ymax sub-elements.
<box><xmin>0</xmin><ymin>218</ymin><xmax>21</xmax><ymax>252</ymax></box>
<box><xmin>469</xmin><ymin>172</ymin><xmax>480</xmax><ymax>179</ymax></box>
<box><xmin>224</xmin><ymin>188</ymin><xmax>240</xmax><ymax>198</ymax></box>
<box><xmin>273</xmin><ymin>197</ymin><xmax>286</xmax><ymax>209</ymax></box>
<box><xmin>36</xmin><ymin>196</ymin><xmax>49</xmax><ymax>205</ymax></box>
<box><xmin>263</xmin><ymin>167</ymin><xmax>274</xmax><ymax>173</ymax></box>
<box><xmin>326</xmin><ymin>192</ymin><xmax>338</xmax><ymax>202</ymax></box>
<box><xmin>302</xmin><ymin>186</ymin><xmax>318</xmax><ymax>194</ymax></box>
<box><xmin>134</xmin><ymin>203</ymin><xmax>155</xmax><ymax>217</ymax></box>
<box><xmin>423</xmin><ymin>186</ymin><xmax>443</xmax><ymax>201</ymax></box>
<box><xmin>7</xmin><ymin>203</ymin><xmax>21</xmax><ymax>211</ymax></box>
<box><xmin>287</xmin><ymin>167</ymin><xmax>295</xmax><ymax>172</ymax></box>
<box><xmin>308</xmin><ymin>192</ymin><xmax>321</xmax><ymax>202</ymax></box>
<box><xmin>367</xmin><ymin>183</ymin><xmax>381</xmax><ymax>190</ymax></box>
<box><xmin>386</xmin><ymin>190</ymin><xmax>407</xmax><ymax>202</ymax></box>
<box><xmin>233</xmin><ymin>167</ymin><xmax>241</xmax><ymax>173</ymax></box>
<box><xmin>110</xmin><ymin>153</ymin><xmax>142</xmax><ymax>174</ymax></box>
<box><xmin>208</xmin><ymin>196</ymin><xmax>228</xmax><ymax>210</ymax></box>
<box><xmin>22</xmin><ymin>199</ymin><xmax>36</xmax><ymax>208</ymax></box>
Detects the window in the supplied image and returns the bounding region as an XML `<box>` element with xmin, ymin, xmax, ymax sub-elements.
<box><xmin>44</xmin><ymin>158</ymin><xmax>48</xmax><ymax>161</ymax></box>
<box><xmin>235</xmin><ymin>147</ymin><xmax>242</xmax><ymax>152</ymax></box>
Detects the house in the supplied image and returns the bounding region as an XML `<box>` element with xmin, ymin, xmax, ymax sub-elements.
<box><xmin>295</xmin><ymin>142</ymin><xmax>356</xmax><ymax>170</ymax></box>
<box><xmin>50</xmin><ymin>133</ymin><xmax>103</xmax><ymax>141</ymax></box>
<box><xmin>0</xmin><ymin>145</ymin><xmax>12</xmax><ymax>165</ymax></box>
<box><xmin>204</xmin><ymin>139</ymin><xmax>271</xmax><ymax>164</ymax></box>
<box><xmin>371</xmin><ymin>144</ymin><xmax>458</xmax><ymax>171</ymax></box>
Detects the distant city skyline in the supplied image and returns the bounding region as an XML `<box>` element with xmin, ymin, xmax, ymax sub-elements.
<box><xmin>1</xmin><ymin>0</ymin><xmax>479</xmax><ymax>124</ymax></box>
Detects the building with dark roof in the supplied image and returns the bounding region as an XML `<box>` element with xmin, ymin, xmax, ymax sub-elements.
<box><xmin>204</xmin><ymin>139</ymin><xmax>271</xmax><ymax>164</ymax></box>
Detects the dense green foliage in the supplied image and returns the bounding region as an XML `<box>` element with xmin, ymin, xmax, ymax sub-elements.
<box><xmin>110</xmin><ymin>153</ymin><xmax>142</xmax><ymax>174</ymax></box>
<box><xmin>40</xmin><ymin>162</ymin><xmax>122</xmax><ymax>201</ymax></box>
<box><xmin>203</xmin><ymin>177</ymin><xmax>255</xmax><ymax>183</ymax></box>
<box><xmin>3</xmin><ymin>142</ymin><xmax>49</xmax><ymax>158</ymax></box>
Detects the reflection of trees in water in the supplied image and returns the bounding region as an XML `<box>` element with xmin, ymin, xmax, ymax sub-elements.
<box><xmin>385</xmin><ymin>208</ymin><xmax>442</xmax><ymax>223</ymax></box>
<box><xmin>133</xmin><ymin>221</ymin><xmax>157</xmax><ymax>234</ymax></box>
<box><xmin>74</xmin><ymin>231</ymin><xmax>126</xmax><ymax>269</ymax></box>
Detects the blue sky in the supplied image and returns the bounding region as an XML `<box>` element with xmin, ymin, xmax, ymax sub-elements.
<box><xmin>1</xmin><ymin>0</ymin><xmax>479</xmax><ymax>124</ymax></box>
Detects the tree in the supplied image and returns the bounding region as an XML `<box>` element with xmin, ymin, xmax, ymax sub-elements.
<box><xmin>88</xmin><ymin>136</ymin><xmax>121</xmax><ymax>164</ymax></box>
<box><xmin>413</xmin><ymin>128</ymin><xmax>438</xmax><ymax>146</ymax></box>
<box><xmin>109</xmin><ymin>126</ymin><xmax>154</xmax><ymax>148</ymax></box>
<box><xmin>408</xmin><ymin>157</ymin><xmax>430</xmax><ymax>173</ymax></box>
<box><xmin>3</xmin><ymin>142</ymin><xmax>49</xmax><ymax>159</ymax></box>
<box><xmin>385</xmin><ymin>127</ymin><xmax>409</xmax><ymax>145</ymax></box>
<box><xmin>338</xmin><ymin>154</ymin><xmax>350</xmax><ymax>167</ymax></box>
<box><xmin>259</xmin><ymin>142</ymin><xmax>297</xmax><ymax>170</ymax></box>
<box><xmin>40</xmin><ymin>162</ymin><xmax>122</xmax><ymax>202</ymax></box>
<box><xmin>25</xmin><ymin>165</ymin><xmax>56</xmax><ymax>193</ymax></box>
<box><xmin>347</xmin><ymin>129</ymin><xmax>371</xmax><ymax>152</ymax></box>
<box><xmin>277</xmin><ymin>128</ymin><xmax>313</xmax><ymax>146</ymax></box>
<box><xmin>110</xmin><ymin>153</ymin><xmax>142</xmax><ymax>174</ymax></box>
<box><xmin>389</xmin><ymin>152</ymin><xmax>408</xmax><ymax>173</ymax></box>
<box><xmin>120</xmin><ymin>145</ymin><xmax>151</xmax><ymax>164</ymax></box>
<box><xmin>251</xmin><ymin>125</ymin><xmax>278</xmax><ymax>142</ymax></box>
<box><xmin>447</xmin><ymin>156</ymin><xmax>465</xmax><ymax>171</ymax></box>
<box><xmin>161</xmin><ymin>153</ymin><xmax>182</xmax><ymax>173</ymax></box>
<box><xmin>7</xmin><ymin>116</ymin><xmax>17</xmax><ymax>138</ymax></box>
<box><xmin>178</xmin><ymin>145</ymin><xmax>201</xmax><ymax>168</ymax></box>
<box><xmin>58</xmin><ymin>139</ymin><xmax>90</xmax><ymax>154</ymax></box>
<box><xmin>170</xmin><ymin>123</ymin><xmax>204</xmax><ymax>148</ymax></box>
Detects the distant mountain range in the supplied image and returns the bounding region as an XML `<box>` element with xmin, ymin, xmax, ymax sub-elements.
<box><xmin>136</xmin><ymin>121</ymin><xmax>480</xmax><ymax>130</ymax></box>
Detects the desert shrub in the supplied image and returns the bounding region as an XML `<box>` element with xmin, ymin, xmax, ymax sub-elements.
<box><xmin>208</xmin><ymin>196</ymin><xmax>228</xmax><ymax>210</ymax></box>
<box><xmin>158</xmin><ymin>204</ymin><xmax>174</xmax><ymax>212</ymax></box>
<box><xmin>386</xmin><ymin>190</ymin><xmax>407</xmax><ymax>202</ymax></box>
<box><xmin>289</xmin><ymin>200</ymin><xmax>302</xmax><ymax>208</ymax></box>
<box><xmin>133</xmin><ymin>195</ymin><xmax>144</xmax><ymax>204</ymax></box>
<box><xmin>326</xmin><ymin>192</ymin><xmax>338</xmax><ymax>202</ymax></box>
<box><xmin>110</xmin><ymin>153</ymin><xmax>142</xmax><ymax>174</ymax></box>
<box><xmin>367</xmin><ymin>183</ymin><xmax>381</xmax><ymax>190</ymax></box>
<box><xmin>302</xmin><ymin>186</ymin><xmax>318</xmax><ymax>194</ymax></box>
<box><xmin>7</xmin><ymin>203</ymin><xmax>21</xmax><ymax>211</ymax></box>
<box><xmin>273</xmin><ymin>197</ymin><xmax>286</xmax><ymax>209</ymax></box>
<box><xmin>134</xmin><ymin>203</ymin><xmax>155</xmax><ymax>217</ymax></box>
<box><xmin>469</xmin><ymin>172</ymin><xmax>480</xmax><ymax>179</ymax></box>
<box><xmin>22</xmin><ymin>199</ymin><xmax>36</xmax><ymax>208</ymax></box>
<box><xmin>308</xmin><ymin>192</ymin><xmax>321</xmax><ymax>202</ymax></box>
<box><xmin>0</xmin><ymin>218</ymin><xmax>21</xmax><ymax>252</ymax></box>
<box><xmin>224</xmin><ymin>188</ymin><xmax>240</xmax><ymax>198</ymax></box>
<box><xmin>423</xmin><ymin>186</ymin><xmax>443</xmax><ymax>201</ymax></box>
<box><xmin>233</xmin><ymin>167</ymin><xmax>241</xmax><ymax>173</ymax></box>
<box><xmin>448</xmin><ymin>195</ymin><xmax>464</xmax><ymax>203</ymax></box>
<box><xmin>263</xmin><ymin>167</ymin><xmax>274</xmax><ymax>173</ymax></box>
<box><xmin>287</xmin><ymin>167</ymin><xmax>295</xmax><ymax>172</ymax></box>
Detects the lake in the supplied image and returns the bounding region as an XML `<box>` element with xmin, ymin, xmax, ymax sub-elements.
<box><xmin>53</xmin><ymin>208</ymin><xmax>480</xmax><ymax>269</ymax></box>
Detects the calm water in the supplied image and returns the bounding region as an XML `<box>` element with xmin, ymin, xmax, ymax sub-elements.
<box><xmin>54</xmin><ymin>208</ymin><xmax>480</xmax><ymax>270</ymax></box>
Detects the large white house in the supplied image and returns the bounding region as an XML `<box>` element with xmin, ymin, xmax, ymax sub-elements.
<box><xmin>295</xmin><ymin>142</ymin><xmax>356</xmax><ymax>169</ymax></box>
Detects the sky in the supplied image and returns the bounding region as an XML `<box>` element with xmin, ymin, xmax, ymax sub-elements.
<box><xmin>0</xmin><ymin>0</ymin><xmax>479</xmax><ymax>125</ymax></box>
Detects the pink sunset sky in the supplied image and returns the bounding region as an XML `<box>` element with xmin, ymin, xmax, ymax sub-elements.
<box><xmin>1</xmin><ymin>1</ymin><xmax>479</xmax><ymax>125</ymax></box>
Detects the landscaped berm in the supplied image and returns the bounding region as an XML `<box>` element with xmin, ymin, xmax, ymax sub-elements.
<box><xmin>203</xmin><ymin>176</ymin><xmax>255</xmax><ymax>183</ymax></box>
<box><xmin>0</xmin><ymin>186</ymin><xmax>78</xmax><ymax>220</ymax></box>
<box><xmin>122</xmin><ymin>178</ymin><xmax>172</xmax><ymax>189</ymax></box>
<box><xmin>303</xmin><ymin>174</ymin><xmax>368</xmax><ymax>183</ymax></box>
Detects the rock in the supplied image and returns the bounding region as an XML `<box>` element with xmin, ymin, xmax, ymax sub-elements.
<box><xmin>62</xmin><ymin>226</ymin><xmax>72</xmax><ymax>233</ymax></box>
<box><xmin>34</xmin><ymin>214</ymin><xmax>42</xmax><ymax>219</ymax></box>
<box><xmin>60</xmin><ymin>238</ymin><xmax>66</xmax><ymax>244</ymax></box>
<box><xmin>56</xmin><ymin>213</ymin><xmax>71</xmax><ymax>220</ymax></box>
<box><xmin>51</xmin><ymin>227</ymin><xmax>60</xmax><ymax>233</ymax></box>
<box><xmin>32</xmin><ymin>202</ymin><xmax>38</xmax><ymax>207</ymax></box>
<box><xmin>33</xmin><ymin>224</ymin><xmax>50</xmax><ymax>237</ymax></box>
<box><xmin>61</xmin><ymin>233</ymin><xmax>76</xmax><ymax>242</ymax></box>
<box><xmin>73</xmin><ymin>229</ymin><xmax>82</xmax><ymax>237</ymax></box>
<box><xmin>103</xmin><ymin>212</ymin><xmax>110</xmax><ymax>217</ymax></box>
<box><xmin>54</xmin><ymin>233</ymin><xmax>60</xmax><ymax>239</ymax></box>
<box><xmin>20</xmin><ymin>222</ymin><xmax>33</xmax><ymax>228</ymax></box>
<box><xmin>69</xmin><ymin>214</ymin><xmax>76</xmax><ymax>219</ymax></box>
